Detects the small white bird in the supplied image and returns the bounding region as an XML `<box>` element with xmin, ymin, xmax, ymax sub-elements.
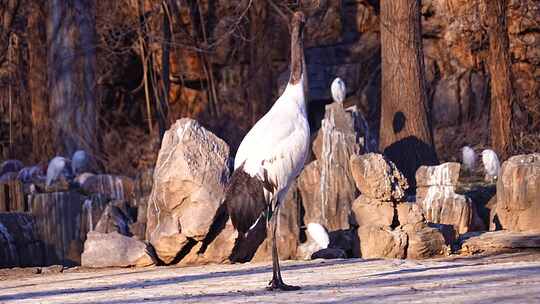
<box><xmin>461</xmin><ymin>146</ymin><xmax>476</xmax><ymax>172</ymax></box>
<box><xmin>46</xmin><ymin>156</ymin><xmax>73</xmax><ymax>187</ymax></box>
<box><xmin>225</xmin><ymin>12</ymin><xmax>309</xmax><ymax>291</ymax></box>
<box><xmin>331</xmin><ymin>77</ymin><xmax>346</xmax><ymax>103</ymax></box>
<box><xmin>72</xmin><ymin>150</ymin><xmax>90</xmax><ymax>175</ymax></box>
<box><xmin>306</xmin><ymin>223</ymin><xmax>330</xmax><ymax>249</ymax></box>
<box><xmin>481</xmin><ymin>149</ymin><xmax>500</xmax><ymax>182</ymax></box>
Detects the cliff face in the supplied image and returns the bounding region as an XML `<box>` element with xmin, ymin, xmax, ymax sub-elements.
<box><xmin>158</xmin><ymin>0</ymin><xmax>538</xmax><ymax>163</ymax></box>
<box><xmin>0</xmin><ymin>0</ymin><xmax>538</xmax><ymax>173</ymax></box>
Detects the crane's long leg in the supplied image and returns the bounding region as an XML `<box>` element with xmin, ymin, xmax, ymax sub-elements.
<box><xmin>267</xmin><ymin>205</ymin><xmax>300</xmax><ymax>291</ymax></box>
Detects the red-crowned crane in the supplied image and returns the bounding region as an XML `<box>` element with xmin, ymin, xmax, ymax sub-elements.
<box><xmin>224</xmin><ymin>12</ymin><xmax>309</xmax><ymax>291</ymax></box>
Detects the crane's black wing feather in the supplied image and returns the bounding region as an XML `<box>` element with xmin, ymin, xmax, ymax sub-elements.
<box><xmin>224</xmin><ymin>166</ymin><xmax>272</xmax><ymax>234</ymax></box>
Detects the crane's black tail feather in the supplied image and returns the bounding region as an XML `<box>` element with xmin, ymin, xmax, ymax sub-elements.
<box><xmin>225</xmin><ymin>167</ymin><xmax>270</xmax><ymax>234</ymax></box>
<box><xmin>199</xmin><ymin>166</ymin><xmax>271</xmax><ymax>260</ymax></box>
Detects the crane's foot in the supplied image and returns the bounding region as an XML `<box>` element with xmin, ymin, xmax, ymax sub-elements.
<box><xmin>267</xmin><ymin>278</ymin><xmax>301</xmax><ymax>291</ymax></box>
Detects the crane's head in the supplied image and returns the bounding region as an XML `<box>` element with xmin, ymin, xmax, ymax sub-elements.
<box><xmin>291</xmin><ymin>12</ymin><xmax>306</xmax><ymax>38</ymax></box>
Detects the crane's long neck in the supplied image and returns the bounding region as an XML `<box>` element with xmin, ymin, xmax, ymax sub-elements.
<box><xmin>288</xmin><ymin>23</ymin><xmax>304</xmax><ymax>86</ymax></box>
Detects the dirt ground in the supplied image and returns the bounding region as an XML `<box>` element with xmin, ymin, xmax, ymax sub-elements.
<box><xmin>1</xmin><ymin>251</ymin><xmax>540</xmax><ymax>303</ymax></box>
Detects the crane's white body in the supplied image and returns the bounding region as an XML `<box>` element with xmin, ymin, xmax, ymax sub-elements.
<box><xmin>461</xmin><ymin>146</ymin><xmax>476</xmax><ymax>172</ymax></box>
<box><xmin>234</xmin><ymin>76</ymin><xmax>310</xmax><ymax>205</ymax></box>
<box><xmin>331</xmin><ymin>77</ymin><xmax>346</xmax><ymax>103</ymax></box>
<box><xmin>482</xmin><ymin>149</ymin><xmax>500</xmax><ymax>180</ymax></box>
<box><xmin>307</xmin><ymin>223</ymin><xmax>329</xmax><ymax>249</ymax></box>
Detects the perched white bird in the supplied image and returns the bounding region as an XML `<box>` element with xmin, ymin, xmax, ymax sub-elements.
<box><xmin>225</xmin><ymin>12</ymin><xmax>309</xmax><ymax>291</ymax></box>
<box><xmin>46</xmin><ymin>156</ymin><xmax>73</xmax><ymax>187</ymax></box>
<box><xmin>481</xmin><ymin>149</ymin><xmax>500</xmax><ymax>182</ymax></box>
<box><xmin>72</xmin><ymin>150</ymin><xmax>90</xmax><ymax>175</ymax></box>
<box><xmin>461</xmin><ymin>146</ymin><xmax>476</xmax><ymax>172</ymax></box>
<box><xmin>307</xmin><ymin>223</ymin><xmax>330</xmax><ymax>249</ymax></box>
<box><xmin>331</xmin><ymin>77</ymin><xmax>346</xmax><ymax>103</ymax></box>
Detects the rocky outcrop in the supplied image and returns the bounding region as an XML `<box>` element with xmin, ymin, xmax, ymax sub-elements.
<box><xmin>80</xmin><ymin>174</ymin><xmax>135</xmax><ymax>201</ymax></box>
<box><xmin>129</xmin><ymin>195</ymin><xmax>149</xmax><ymax>240</ymax></box>
<box><xmin>350</xmin><ymin>154</ymin><xmax>448</xmax><ymax>259</ymax></box>
<box><xmin>81</xmin><ymin>231</ymin><xmax>155</xmax><ymax>268</ymax></box>
<box><xmin>298</xmin><ymin>102</ymin><xmax>362</xmax><ymax>233</ymax></box>
<box><xmin>94</xmin><ymin>204</ymin><xmax>133</xmax><ymax>236</ymax></box>
<box><xmin>459</xmin><ymin>231</ymin><xmax>540</xmax><ymax>255</ymax></box>
<box><xmin>350</xmin><ymin>153</ymin><xmax>408</xmax><ymax>202</ymax></box>
<box><xmin>493</xmin><ymin>154</ymin><xmax>540</xmax><ymax>232</ymax></box>
<box><xmin>416</xmin><ymin>162</ymin><xmax>461</xmax><ymax>187</ymax></box>
<box><xmin>358</xmin><ymin>225</ymin><xmax>407</xmax><ymax>259</ymax></box>
<box><xmin>416</xmin><ymin>163</ymin><xmax>481</xmax><ymax>235</ymax></box>
<box><xmin>0</xmin><ymin>213</ymin><xmax>44</xmax><ymax>268</ymax></box>
<box><xmin>402</xmin><ymin>223</ymin><xmax>447</xmax><ymax>259</ymax></box>
<box><xmin>80</xmin><ymin>195</ymin><xmax>110</xmax><ymax>238</ymax></box>
<box><xmin>146</xmin><ymin>119</ymin><xmax>230</xmax><ymax>264</ymax></box>
<box><xmin>351</xmin><ymin>195</ymin><xmax>395</xmax><ymax>228</ymax></box>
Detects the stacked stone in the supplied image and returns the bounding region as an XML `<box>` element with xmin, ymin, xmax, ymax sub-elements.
<box><xmin>491</xmin><ymin>154</ymin><xmax>540</xmax><ymax>232</ymax></box>
<box><xmin>416</xmin><ymin>162</ymin><xmax>483</xmax><ymax>236</ymax></box>
<box><xmin>349</xmin><ymin>153</ymin><xmax>447</xmax><ymax>259</ymax></box>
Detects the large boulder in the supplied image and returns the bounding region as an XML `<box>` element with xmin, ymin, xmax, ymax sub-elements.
<box><xmin>349</xmin><ymin>153</ymin><xmax>408</xmax><ymax>202</ymax></box>
<box><xmin>0</xmin><ymin>213</ymin><xmax>44</xmax><ymax>267</ymax></box>
<box><xmin>146</xmin><ymin>119</ymin><xmax>230</xmax><ymax>264</ymax></box>
<box><xmin>494</xmin><ymin>154</ymin><xmax>540</xmax><ymax>231</ymax></box>
<box><xmin>81</xmin><ymin>231</ymin><xmax>155</xmax><ymax>268</ymax></box>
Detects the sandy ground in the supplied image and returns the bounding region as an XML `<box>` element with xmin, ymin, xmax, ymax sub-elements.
<box><xmin>1</xmin><ymin>251</ymin><xmax>540</xmax><ymax>303</ymax></box>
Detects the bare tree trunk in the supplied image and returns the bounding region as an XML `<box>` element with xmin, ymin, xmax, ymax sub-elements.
<box><xmin>247</xmin><ymin>1</ymin><xmax>273</xmax><ymax>125</ymax></box>
<box><xmin>28</xmin><ymin>0</ymin><xmax>52</xmax><ymax>162</ymax></box>
<box><xmin>74</xmin><ymin>0</ymin><xmax>98</xmax><ymax>158</ymax></box>
<box><xmin>48</xmin><ymin>0</ymin><xmax>97</xmax><ymax>157</ymax></box>
<box><xmin>48</xmin><ymin>0</ymin><xmax>76</xmax><ymax>155</ymax></box>
<box><xmin>379</xmin><ymin>0</ymin><xmax>437</xmax><ymax>187</ymax></box>
<box><xmin>485</xmin><ymin>0</ymin><xmax>513</xmax><ymax>159</ymax></box>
